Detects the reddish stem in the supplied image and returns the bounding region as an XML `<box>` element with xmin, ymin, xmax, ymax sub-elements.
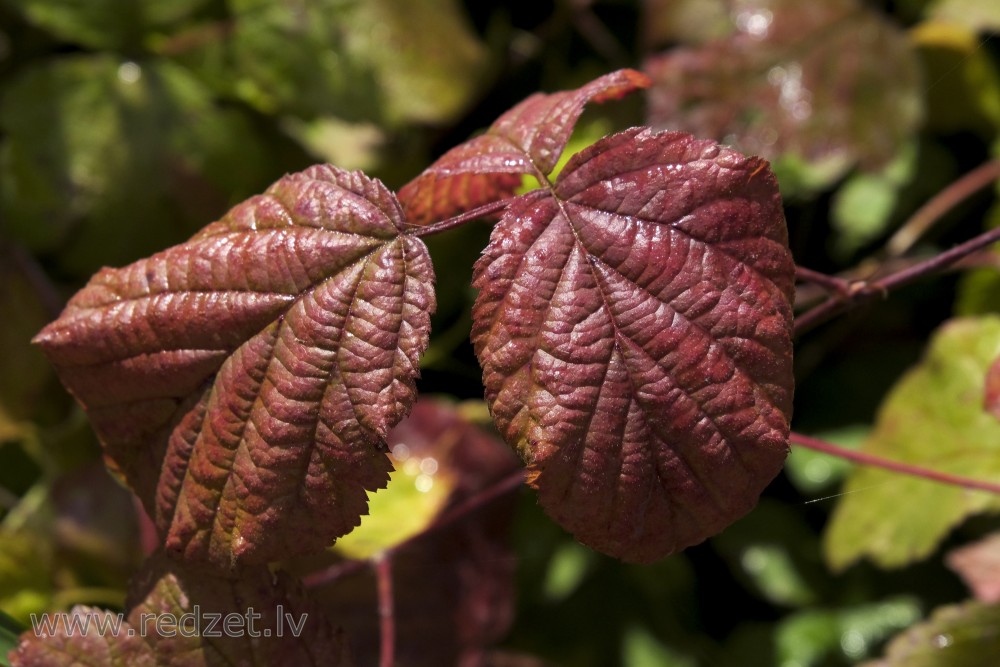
<box><xmin>794</xmin><ymin>225</ymin><xmax>1000</xmax><ymax>336</ymax></box>
<box><xmin>375</xmin><ymin>553</ymin><xmax>395</xmax><ymax>667</ymax></box>
<box><xmin>410</xmin><ymin>198</ymin><xmax>515</xmax><ymax>237</ymax></box>
<box><xmin>886</xmin><ymin>159</ymin><xmax>1000</xmax><ymax>257</ymax></box>
<box><xmin>790</xmin><ymin>432</ymin><xmax>1000</xmax><ymax>495</ymax></box>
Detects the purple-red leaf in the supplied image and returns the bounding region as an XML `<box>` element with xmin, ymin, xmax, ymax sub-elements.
<box><xmin>397</xmin><ymin>68</ymin><xmax>650</xmax><ymax>226</ymax></box>
<box><xmin>472</xmin><ymin>127</ymin><xmax>794</xmax><ymax>563</ymax></box>
<box><xmin>34</xmin><ymin>165</ymin><xmax>435</xmax><ymax>568</ymax></box>
<box><xmin>9</xmin><ymin>554</ymin><xmax>351</xmax><ymax>667</ymax></box>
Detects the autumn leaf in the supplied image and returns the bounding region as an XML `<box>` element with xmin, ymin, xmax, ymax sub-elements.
<box><xmin>9</xmin><ymin>606</ymin><xmax>157</xmax><ymax>667</ymax></box>
<box><xmin>644</xmin><ymin>0</ymin><xmax>921</xmax><ymax>189</ymax></box>
<box><xmin>397</xmin><ymin>68</ymin><xmax>651</xmax><ymax>226</ymax></box>
<box><xmin>472</xmin><ymin>127</ymin><xmax>795</xmax><ymax>563</ymax></box>
<box><xmin>824</xmin><ymin>317</ymin><xmax>1000</xmax><ymax>570</ymax></box>
<box><xmin>34</xmin><ymin>165</ymin><xmax>435</xmax><ymax>568</ymax></box>
<box><xmin>9</xmin><ymin>553</ymin><xmax>350</xmax><ymax>667</ymax></box>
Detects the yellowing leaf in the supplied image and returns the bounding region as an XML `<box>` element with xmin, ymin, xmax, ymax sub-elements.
<box><xmin>825</xmin><ymin>316</ymin><xmax>1000</xmax><ymax>570</ymax></box>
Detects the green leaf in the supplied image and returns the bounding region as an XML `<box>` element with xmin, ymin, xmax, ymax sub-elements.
<box><xmin>0</xmin><ymin>530</ymin><xmax>53</xmax><ymax>626</ymax></box>
<box><xmin>220</xmin><ymin>0</ymin><xmax>487</xmax><ymax>125</ymax></box>
<box><xmin>912</xmin><ymin>20</ymin><xmax>1000</xmax><ymax>133</ymax></box>
<box><xmin>824</xmin><ymin>316</ymin><xmax>1000</xmax><ymax>570</ymax></box>
<box><xmin>831</xmin><ymin>142</ymin><xmax>919</xmax><ymax>257</ymax></box>
<box><xmin>880</xmin><ymin>599</ymin><xmax>1000</xmax><ymax>666</ymax></box>
<box><xmin>776</xmin><ymin>598</ymin><xmax>921</xmax><ymax>666</ymax></box>
<box><xmin>927</xmin><ymin>0</ymin><xmax>1000</xmax><ymax>34</ymax></box>
<box><xmin>621</xmin><ymin>625</ymin><xmax>696</xmax><ymax>667</ymax></box>
<box><xmin>785</xmin><ymin>425</ymin><xmax>866</xmax><ymax>495</ymax></box>
<box><xmin>14</xmin><ymin>0</ymin><xmax>209</xmax><ymax>50</ymax></box>
<box><xmin>0</xmin><ymin>609</ymin><xmax>21</xmax><ymax>667</ymax></box>
<box><xmin>0</xmin><ymin>247</ymin><xmax>58</xmax><ymax>426</ymax></box>
<box><xmin>712</xmin><ymin>501</ymin><xmax>821</xmax><ymax>608</ymax></box>
<box><xmin>0</xmin><ymin>54</ymin><xmax>274</xmax><ymax>277</ymax></box>
<box><xmin>332</xmin><ymin>399</ymin><xmax>512</xmax><ymax>560</ymax></box>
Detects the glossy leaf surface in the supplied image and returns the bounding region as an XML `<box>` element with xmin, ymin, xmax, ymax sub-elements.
<box><xmin>472</xmin><ymin>127</ymin><xmax>795</xmax><ymax>562</ymax></box>
<box><xmin>398</xmin><ymin>69</ymin><xmax>650</xmax><ymax>225</ymax></box>
<box><xmin>34</xmin><ymin>166</ymin><xmax>435</xmax><ymax>568</ymax></box>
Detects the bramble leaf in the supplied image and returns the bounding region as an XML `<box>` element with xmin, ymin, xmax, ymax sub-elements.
<box><xmin>397</xmin><ymin>68</ymin><xmax>650</xmax><ymax>226</ymax></box>
<box><xmin>824</xmin><ymin>317</ymin><xmax>1000</xmax><ymax>570</ymax></box>
<box><xmin>472</xmin><ymin>127</ymin><xmax>795</xmax><ymax>563</ymax></box>
<box><xmin>9</xmin><ymin>554</ymin><xmax>350</xmax><ymax>667</ymax></box>
<box><xmin>34</xmin><ymin>165</ymin><xmax>435</xmax><ymax>568</ymax></box>
<box><xmin>127</xmin><ymin>554</ymin><xmax>349</xmax><ymax>666</ymax></box>
<box><xmin>644</xmin><ymin>0</ymin><xmax>922</xmax><ymax>190</ymax></box>
<box><xmin>9</xmin><ymin>606</ymin><xmax>156</xmax><ymax>667</ymax></box>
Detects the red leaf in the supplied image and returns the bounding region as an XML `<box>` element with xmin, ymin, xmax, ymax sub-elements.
<box><xmin>34</xmin><ymin>166</ymin><xmax>435</xmax><ymax>568</ymax></box>
<box><xmin>472</xmin><ymin>128</ymin><xmax>794</xmax><ymax>563</ymax></box>
<box><xmin>985</xmin><ymin>356</ymin><xmax>1000</xmax><ymax>422</ymax></box>
<box><xmin>9</xmin><ymin>553</ymin><xmax>352</xmax><ymax>667</ymax></box>
<box><xmin>10</xmin><ymin>607</ymin><xmax>157</xmax><ymax>667</ymax></box>
<box><xmin>127</xmin><ymin>553</ymin><xmax>351</xmax><ymax>666</ymax></box>
<box><xmin>397</xmin><ymin>68</ymin><xmax>650</xmax><ymax>226</ymax></box>
<box><xmin>947</xmin><ymin>532</ymin><xmax>1000</xmax><ymax>604</ymax></box>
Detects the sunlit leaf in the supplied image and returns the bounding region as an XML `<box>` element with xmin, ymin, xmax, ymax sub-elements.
<box><xmin>879</xmin><ymin>599</ymin><xmax>1000</xmax><ymax>666</ymax></box>
<box><xmin>473</xmin><ymin>127</ymin><xmax>794</xmax><ymax>563</ymax></box>
<box><xmin>398</xmin><ymin>69</ymin><xmax>651</xmax><ymax>225</ymax></box>
<box><xmin>35</xmin><ymin>165</ymin><xmax>435</xmax><ymax>568</ymax></box>
<box><xmin>911</xmin><ymin>20</ymin><xmax>1000</xmax><ymax>133</ymax></box>
<box><xmin>333</xmin><ymin>398</ymin><xmax>517</xmax><ymax>559</ymax></box>
<box><xmin>927</xmin><ymin>0</ymin><xmax>1000</xmax><ymax>34</ymax></box>
<box><xmin>220</xmin><ymin>0</ymin><xmax>487</xmax><ymax>126</ymax></box>
<box><xmin>825</xmin><ymin>316</ymin><xmax>1000</xmax><ymax>570</ymax></box>
<box><xmin>0</xmin><ymin>55</ymin><xmax>275</xmax><ymax>277</ymax></box>
<box><xmin>645</xmin><ymin>0</ymin><xmax>922</xmax><ymax>191</ymax></box>
<box><xmin>0</xmin><ymin>531</ymin><xmax>52</xmax><ymax>626</ymax></box>
<box><xmin>307</xmin><ymin>399</ymin><xmax>519</xmax><ymax>667</ymax></box>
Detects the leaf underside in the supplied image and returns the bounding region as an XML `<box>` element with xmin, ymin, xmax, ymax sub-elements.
<box><xmin>472</xmin><ymin>127</ymin><xmax>795</xmax><ymax>563</ymax></box>
<box><xmin>34</xmin><ymin>165</ymin><xmax>435</xmax><ymax>568</ymax></box>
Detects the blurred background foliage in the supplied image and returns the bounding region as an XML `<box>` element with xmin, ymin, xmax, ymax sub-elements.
<box><xmin>2</xmin><ymin>0</ymin><xmax>1000</xmax><ymax>665</ymax></box>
